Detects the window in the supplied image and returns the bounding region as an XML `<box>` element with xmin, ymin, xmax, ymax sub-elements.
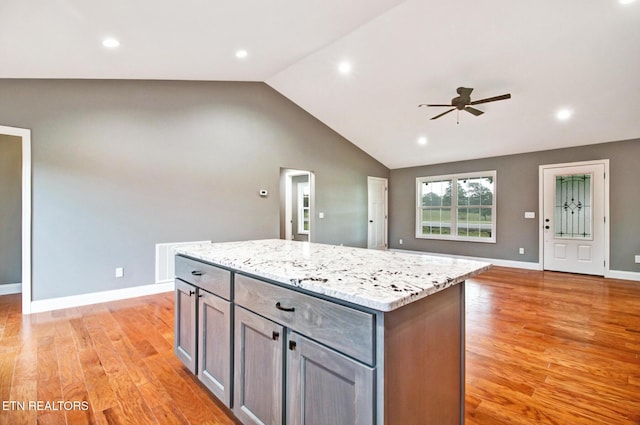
<box><xmin>297</xmin><ymin>182</ymin><xmax>310</xmax><ymax>234</ymax></box>
<box><xmin>416</xmin><ymin>171</ymin><xmax>496</xmax><ymax>243</ymax></box>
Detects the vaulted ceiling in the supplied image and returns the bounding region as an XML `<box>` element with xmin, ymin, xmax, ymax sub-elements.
<box><xmin>2</xmin><ymin>0</ymin><xmax>639</xmax><ymax>168</ymax></box>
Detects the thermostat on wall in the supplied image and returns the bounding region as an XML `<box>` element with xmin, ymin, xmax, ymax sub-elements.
<box><xmin>259</xmin><ymin>189</ymin><xmax>268</xmax><ymax>197</ymax></box>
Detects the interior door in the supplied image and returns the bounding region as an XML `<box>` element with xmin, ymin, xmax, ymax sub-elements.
<box><xmin>542</xmin><ymin>163</ymin><xmax>605</xmax><ymax>275</ymax></box>
<box><xmin>367</xmin><ymin>177</ymin><xmax>387</xmax><ymax>250</ymax></box>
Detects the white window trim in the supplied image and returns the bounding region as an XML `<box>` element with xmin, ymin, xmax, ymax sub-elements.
<box><xmin>297</xmin><ymin>182</ymin><xmax>310</xmax><ymax>235</ymax></box>
<box><xmin>415</xmin><ymin>170</ymin><xmax>497</xmax><ymax>243</ymax></box>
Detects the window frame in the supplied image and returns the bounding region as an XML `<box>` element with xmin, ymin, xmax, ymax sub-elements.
<box><xmin>415</xmin><ymin>170</ymin><xmax>497</xmax><ymax>243</ymax></box>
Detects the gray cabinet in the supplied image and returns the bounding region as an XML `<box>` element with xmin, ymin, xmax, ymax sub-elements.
<box><xmin>198</xmin><ymin>290</ymin><xmax>232</xmax><ymax>406</ymax></box>
<box><xmin>234</xmin><ymin>273</ymin><xmax>376</xmax><ymax>425</ymax></box>
<box><xmin>286</xmin><ymin>331</ymin><xmax>374</xmax><ymax>425</ymax></box>
<box><xmin>175</xmin><ymin>254</ymin><xmax>465</xmax><ymax>425</ymax></box>
<box><xmin>174</xmin><ymin>279</ymin><xmax>197</xmax><ymax>373</ymax></box>
<box><xmin>175</xmin><ymin>255</ymin><xmax>232</xmax><ymax>407</ymax></box>
<box><xmin>233</xmin><ymin>306</ymin><xmax>284</xmax><ymax>425</ymax></box>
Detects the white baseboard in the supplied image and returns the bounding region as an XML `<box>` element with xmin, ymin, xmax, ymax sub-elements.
<box><xmin>390</xmin><ymin>249</ymin><xmax>640</xmax><ymax>282</ymax></box>
<box><xmin>390</xmin><ymin>249</ymin><xmax>542</xmax><ymax>270</ymax></box>
<box><xmin>606</xmin><ymin>269</ymin><xmax>640</xmax><ymax>282</ymax></box>
<box><xmin>29</xmin><ymin>281</ymin><xmax>175</xmax><ymax>314</ymax></box>
<box><xmin>0</xmin><ymin>283</ymin><xmax>22</xmax><ymax>296</ymax></box>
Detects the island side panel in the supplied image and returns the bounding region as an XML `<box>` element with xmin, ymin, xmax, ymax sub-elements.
<box><xmin>383</xmin><ymin>282</ymin><xmax>464</xmax><ymax>425</ymax></box>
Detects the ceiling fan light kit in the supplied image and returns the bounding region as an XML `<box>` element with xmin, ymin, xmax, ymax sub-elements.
<box><xmin>419</xmin><ymin>87</ymin><xmax>511</xmax><ymax>123</ymax></box>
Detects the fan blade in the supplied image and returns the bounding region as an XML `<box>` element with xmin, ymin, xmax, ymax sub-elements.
<box><xmin>419</xmin><ymin>103</ymin><xmax>452</xmax><ymax>107</ymax></box>
<box><xmin>470</xmin><ymin>93</ymin><xmax>511</xmax><ymax>105</ymax></box>
<box><xmin>464</xmin><ymin>106</ymin><xmax>484</xmax><ymax>116</ymax></box>
<box><xmin>430</xmin><ymin>108</ymin><xmax>456</xmax><ymax>120</ymax></box>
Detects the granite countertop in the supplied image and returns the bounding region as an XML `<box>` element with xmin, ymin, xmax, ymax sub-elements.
<box><xmin>174</xmin><ymin>239</ymin><xmax>491</xmax><ymax>312</ymax></box>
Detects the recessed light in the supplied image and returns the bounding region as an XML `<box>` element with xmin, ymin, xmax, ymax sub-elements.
<box><xmin>235</xmin><ymin>49</ymin><xmax>248</xmax><ymax>59</ymax></box>
<box><xmin>102</xmin><ymin>38</ymin><xmax>120</xmax><ymax>49</ymax></box>
<box><xmin>417</xmin><ymin>136</ymin><xmax>428</xmax><ymax>146</ymax></box>
<box><xmin>338</xmin><ymin>61</ymin><xmax>352</xmax><ymax>75</ymax></box>
<box><xmin>556</xmin><ymin>108</ymin><xmax>573</xmax><ymax>121</ymax></box>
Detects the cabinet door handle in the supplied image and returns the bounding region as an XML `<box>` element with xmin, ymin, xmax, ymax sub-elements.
<box><xmin>272</xmin><ymin>331</ymin><xmax>280</xmax><ymax>341</ymax></box>
<box><xmin>289</xmin><ymin>340</ymin><xmax>297</xmax><ymax>351</ymax></box>
<box><xmin>188</xmin><ymin>290</ymin><xmax>195</xmax><ymax>296</ymax></box>
<box><xmin>191</xmin><ymin>270</ymin><xmax>203</xmax><ymax>276</ymax></box>
<box><xmin>275</xmin><ymin>302</ymin><xmax>295</xmax><ymax>312</ymax></box>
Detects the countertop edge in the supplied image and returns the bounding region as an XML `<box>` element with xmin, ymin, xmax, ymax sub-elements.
<box><xmin>174</xmin><ymin>242</ymin><xmax>492</xmax><ymax>312</ymax></box>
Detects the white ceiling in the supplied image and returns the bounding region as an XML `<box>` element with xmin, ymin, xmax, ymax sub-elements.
<box><xmin>2</xmin><ymin>0</ymin><xmax>639</xmax><ymax>169</ymax></box>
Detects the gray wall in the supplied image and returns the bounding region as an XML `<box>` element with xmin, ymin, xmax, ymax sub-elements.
<box><xmin>0</xmin><ymin>134</ymin><xmax>22</xmax><ymax>285</ymax></box>
<box><xmin>389</xmin><ymin>139</ymin><xmax>640</xmax><ymax>272</ymax></box>
<box><xmin>0</xmin><ymin>79</ymin><xmax>388</xmax><ymax>300</ymax></box>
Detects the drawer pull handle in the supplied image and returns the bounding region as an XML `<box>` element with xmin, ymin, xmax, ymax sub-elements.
<box><xmin>272</xmin><ymin>331</ymin><xmax>280</xmax><ymax>341</ymax></box>
<box><xmin>191</xmin><ymin>270</ymin><xmax>203</xmax><ymax>276</ymax></box>
<box><xmin>275</xmin><ymin>302</ymin><xmax>295</xmax><ymax>312</ymax></box>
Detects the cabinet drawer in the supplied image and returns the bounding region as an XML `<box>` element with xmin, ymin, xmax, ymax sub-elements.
<box><xmin>235</xmin><ymin>274</ymin><xmax>375</xmax><ymax>365</ymax></box>
<box><xmin>175</xmin><ymin>255</ymin><xmax>231</xmax><ymax>300</ymax></box>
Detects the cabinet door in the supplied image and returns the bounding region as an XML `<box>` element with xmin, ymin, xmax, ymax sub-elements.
<box><xmin>233</xmin><ymin>307</ymin><xmax>284</xmax><ymax>425</ymax></box>
<box><xmin>175</xmin><ymin>279</ymin><xmax>197</xmax><ymax>373</ymax></box>
<box><xmin>287</xmin><ymin>332</ymin><xmax>375</xmax><ymax>425</ymax></box>
<box><xmin>198</xmin><ymin>291</ymin><xmax>231</xmax><ymax>406</ymax></box>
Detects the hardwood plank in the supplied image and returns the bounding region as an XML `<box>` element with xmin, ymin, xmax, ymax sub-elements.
<box><xmin>142</xmin><ymin>353</ymin><xmax>222</xmax><ymax>425</ymax></box>
<box><xmin>36</xmin><ymin>334</ymin><xmax>66</xmax><ymax>425</ymax></box>
<box><xmin>106</xmin><ymin>370</ymin><xmax>158</xmax><ymax>425</ymax></box>
<box><xmin>78</xmin><ymin>347</ymin><xmax>120</xmax><ymax>413</ymax></box>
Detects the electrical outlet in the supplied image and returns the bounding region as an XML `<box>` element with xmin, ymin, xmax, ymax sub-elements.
<box><xmin>524</xmin><ymin>212</ymin><xmax>536</xmax><ymax>219</ymax></box>
<box><xmin>635</xmin><ymin>255</ymin><xmax>640</xmax><ymax>264</ymax></box>
<box><xmin>115</xmin><ymin>267</ymin><xmax>124</xmax><ymax>278</ymax></box>
<box><xmin>399</xmin><ymin>239</ymin><xmax>403</xmax><ymax>245</ymax></box>
<box><xmin>519</xmin><ymin>248</ymin><xmax>525</xmax><ymax>255</ymax></box>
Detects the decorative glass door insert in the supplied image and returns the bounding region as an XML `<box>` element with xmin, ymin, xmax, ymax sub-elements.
<box><xmin>554</xmin><ymin>173</ymin><xmax>592</xmax><ymax>239</ymax></box>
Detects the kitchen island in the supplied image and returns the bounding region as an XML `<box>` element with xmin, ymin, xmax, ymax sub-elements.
<box><xmin>173</xmin><ymin>239</ymin><xmax>490</xmax><ymax>425</ymax></box>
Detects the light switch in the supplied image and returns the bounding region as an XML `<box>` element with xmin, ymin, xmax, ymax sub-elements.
<box><xmin>524</xmin><ymin>212</ymin><xmax>535</xmax><ymax>219</ymax></box>
<box><xmin>319</xmin><ymin>212</ymin><xmax>325</xmax><ymax>219</ymax></box>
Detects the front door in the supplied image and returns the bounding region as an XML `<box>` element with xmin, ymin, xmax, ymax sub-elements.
<box><xmin>542</xmin><ymin>162</ymin><xmax>606</xmax><ymax>275</ymax></box>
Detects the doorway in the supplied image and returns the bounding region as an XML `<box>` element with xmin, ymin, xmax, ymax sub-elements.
<box><xmin>367</xmin><ymin>177</ymin><xmax>388</xmax><ymax>250</ymax></box>
<box><xmin>539</xmin><ymin>160</ymin><xmax>609</xmax><ymax>276</ymax></box>
<box><xmin>0</xmin><ymin>125</ymin><xmax>31</xmax><ymax>313</ymax></box>
<box><xmin>280</xmin><ymin>169</ymin><xmax>314</xmax><ymax>242</ymax></box>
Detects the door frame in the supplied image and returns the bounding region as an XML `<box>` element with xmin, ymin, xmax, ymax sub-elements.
<box><xmin>367</xmin><ymin>176</ymin><xmax>388</xmax><ymax>250</ymax></box>
<box><xmin>538</xmin><ymin>159</ymin><xmax>610</xmax><ymax>275</ymax></box>
<box><xmin>281</xmin><ymin>169</ymin><xmax>314</xmax><ymax>242</ymax></box>
<box><xmin>0</xmin><ymin>125</ymin><xmax>32</xmax><ymax>313</ymax></box>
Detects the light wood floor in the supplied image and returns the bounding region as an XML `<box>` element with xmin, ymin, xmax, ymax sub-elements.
<box><xmin>1</xmin><ymin>267</ymin><xmax>639</xmax><ymax>424</ymax></box>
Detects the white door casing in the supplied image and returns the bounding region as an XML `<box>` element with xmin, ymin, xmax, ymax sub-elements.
<box><xmin>282</xmin><ymin>169</ymin><xmax>314</xmax><ymax>242</ymax></box>
<box><xmin>0</xmin><ymin>125</ymin><xmax>31</xmax><ymax>313</ymax></box>
<box><xmin>540</xmin><ymin>161</ymin><xmax>608</xmax><ymax>276</ymax></box>
<box><xmin>367</xmin><ymin>177</ymin><xmax>388</xmax><ymax>250</ymax></box>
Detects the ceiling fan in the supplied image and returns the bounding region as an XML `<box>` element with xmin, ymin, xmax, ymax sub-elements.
<box><xmin>419</xmin><ymin>87</ymin><xmax>511</xmax><ymax>123</ymax></box>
